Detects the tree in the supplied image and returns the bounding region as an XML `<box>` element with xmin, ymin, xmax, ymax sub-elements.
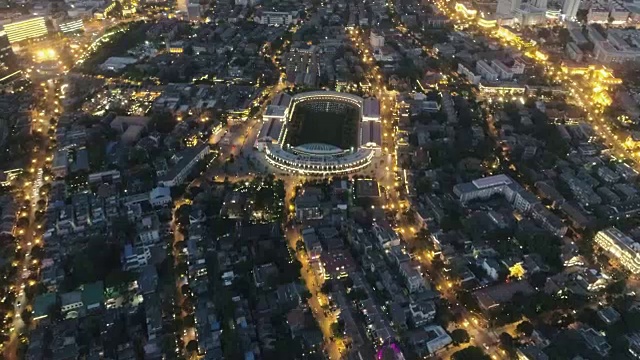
<box><xmin>105</xmin><ymin>269</ymin><xmax>135</xmax><ymax>288</ymax></box>
<box><xmin>295</xmin><ymin>240</ymin><xmax>306</xmax><ymax>254</ymax></box>
<box><xmin>415</xmin><ymin>228</ymin><xmax>433</xmax><ymax>251</ymax></box>
<box><xmin>558</xmin><ymin>28</ymin><xmax>571</xmax><ymax>45</ymax></box>
<box><xmin>499</xmin><ymin>332</ymin><xmax>515</xmax><ymax>349</ymax></box>
<box><xmin>515</xmin><ymin>230</ymin><xmax>562</xmax><ymax>270</ymax></box>
<box><xmin>450</xmin><ymin>329</ymin><xmax>470</xmax><ymax>345</ymax></box>
<box><xmin>456</xmin><ymin>290</ymin><xmax>480</xmax><ymax>313</ymax></box>
<box><xmin>320</xmin><ymin>281</ymin><xmax>333</xmax><ymax>294</ymax></box>
<box><xmin>550</xmin><ymin>311</ymin><xmax>573</xmax><ymax>329</ymax></box>
<box><xmin>185</xmin><ymin>186</ymin><xmax>203</xmax><ymax>201</ymax></box>
<box><xmin>451</xmin><ymin>346</ymin><xmax>491</xmax><ymax>360</ymax></box>
<box><xmin>175</xmin><ymin>204</ymin><xmax>192</xmax><ymax>228</ymax></box>
<box><xmin>605</xmin><ymin>279</ymin><xmax>626</xmax><ymax>296</ymax></box>
<box><xmin>499</xmin><ymin>332</ymin><xmax>517</xmax><ymax>358</ymax></box>
<box><xmin>152</xmin><ymin>111</ymin><xmax>177</xmax><ymax>134</ymax></box>
<box><xmin>186</xmin><ymin>339</ymin><xmax>198</xmax><ymax>353</ymax></box>
<box><xmin>30</xmin><ymin>245</ymin><xmax>44</xmax><ymax>260</ymax></box>
<box><xmin>20</xmin><ymin>309</ymin><xmax>32</xmax><ymax>326</ymax></box>
<box><xmin>529</xmin><ymin>271</ymin><xmax>548</xmax><ymax>289</ymax></box>
<box><xmin>184</xmin><ymin>314</ymin><xmax>195</xmax><ymax>328</ymax></box>
<box><xmin>330</xmin><ymin>320</ymin><xmax>345</xmax><ymax>339</ymax></box>
<box><xmin>537</xmin><ymin>28</ymin><xmax>551</xmax><ymax>40</ymax></box>
<box><xmin>516</xmin><ymin>320</ymin><xmax>535</xmax><ymax>337</ymax></box>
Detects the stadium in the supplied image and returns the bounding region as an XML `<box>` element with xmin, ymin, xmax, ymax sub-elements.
<box><xmin>256</xmin><ymin>91</ymin><xmax>382</xmax><ymax>176</ymax></box>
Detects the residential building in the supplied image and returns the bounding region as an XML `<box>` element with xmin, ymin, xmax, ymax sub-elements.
<box><xmin>136</xmin><ymin>215</ymin><xmax>160</xmax><ymax>246</ymax></box>
<box><xmin>320</xmin><ymin>250</ymin><xmax>355</xmax><ymax>279</ymax></box>
<box><xmin>149</xmin><ymin>187</ymin><xmax>172</xmax><ymax>207</ymax></box>
<box><xmin>626</xmin><ymin>332</ymin><xmax>640</xmax><ymax>359</ymax></box>
<box><xmin>491</xmin><ymin>60</ymin><xmax>513</xmax><ymax>80</ymax></box>
<box><xmin>294</xmin><ymin>188</ymin><xmax>323</xmax><ymax>220</ymax></box>
<box><xmin>409</xmin><ymin>325</ymin><xmax>453</xmax><ymax>355</ymax></box>
<box><xmin>255</xmin><ymin>10</ymin><xmax>298</xmax><ymax>26</ymax></box>
<box><xmin>372</xmin><ymin>222</ymin><xmax>401</xmax><ymax>249</ymax></box>
<box><xmin>122</xmin><ymin>244</ymin><xmax>152</xmax><ymax>271</ymax></box>
<box><xmin>157</xmin><ymin>144</ymin><xmax>210</xmax><ymax>187</ymax></box>
<box><xmin>482</xmin><ymin>258</ymin><xmax>501</xmax><ymax>281</ymax></box>
<box><xmin>594</xmin><ymin>227</ymin><xmax>640</xmax><ymax>274</ymax></box>
<box><xmin>580</xmin><ymin>327</ymin><xmax>611</xmax><ymax>357</ymax></box>
<box><xmin>302</xmin><ymin>228</ymin><xmax>323</xmax><ymax>261</ymax></box>
<box><xmin>458</xmin><ymin>63</ymin><xmax>481</xmax><ymax>84</ymax></box>
<box><xmin>399</xmin><ymin>261</ymin><xmax>425</xmax><ymax>293</ymax></box>
<box><xmin>530</xmin><ymin>203</ymin><xmax>568</xmax><ymax>237</ymax></box>
<box><xmin>60</xmin><ymin>291</ymin><xmax>83</xmax><ymax>318</ymax></box>
<box><xmin>566</xmin><ymin>42</ymin><xmax>584</xmax><ymax>62</ymax></box>
<box><xmin>592</xmin><ymin>29</ymin><xmax>640</xmax><ymax>64</ymax></box>
<box><xmin>110</xmin><ymin>116</ymin><xmax>151</xmax><ymax>144</ymax></box>
<box><xmin>597</xmin><ymin>307</ymin><xmax>621</xmax><ymax>325</ymax></box>
<box><xmin>408</xmin><ymin>301</ymin><xmax>436</xmax><ymax>327</ymax></box>
<box><xmin>517</xmin><ymin>345</ymin><xmax>549</xmax><ymax>360</ymax></box>
<box><xmin>476</xmin><ymin>60</ymin><xmax>499</xmax><ymax>82</ymax></box>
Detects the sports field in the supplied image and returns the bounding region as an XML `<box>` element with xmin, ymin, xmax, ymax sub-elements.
<box><xmin>286</xmin><ymin>103</ymin><xmax>358</xmax><ymax>149</ymax></box>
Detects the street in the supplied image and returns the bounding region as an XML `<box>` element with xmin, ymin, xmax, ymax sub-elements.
<box><xmin>4</xmin><ymin>78</ymin><xmax>61</xmax><ymax>359</ymax></box>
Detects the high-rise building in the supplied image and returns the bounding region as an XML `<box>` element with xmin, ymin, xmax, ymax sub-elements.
<box><xmin>0</xmin><ymin>31</ymin><xmax>19</xmax><ymax>83</ymax></box>
<box><xmin>187</xmin><ymin>2</ymin><xmax>202</xmax><ymax>20</ymax></box>
<box><xmin>496</xmin><ymin>0</ymin><xmax>522</xmax><ymax>15</ymax></box>
<box><xmin>0</xmin><ymin>16</ymin><xmax>48</xmax><ymax>44</ymax></box>
<box><xmin>531</xmin><ymin>0</ymin><xmax>547</xmax><ymax>9</ymax></box>
<box><xmin>58</xmin><ymin>18</ymin><xmax>84</xmax><ymax>34</ymax></box>
<box><xmin>562</xmin><ymin>0</ymin><xmax>581</xmax><ymax>21</ymax></box>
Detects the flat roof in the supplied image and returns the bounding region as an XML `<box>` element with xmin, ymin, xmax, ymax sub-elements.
<box><xmin>264</xmin><ymin>105</ymin><xmax>287</xmax><ymax>117</ymax></box>
<box><xmin>271</xmin><ymin>92</ymin><xmax>292</xmax><ymax>107</ymax></box>
<box><xmin>355</xmin><ymin>179</ymin><xmax>380</xmax><ymax>197</ymax></box>
<box><xmin>360</xmin><ymin>120</ymin><xmax>382</xmax><ymax>147</ymax></box>
<box><xmin>474</xmin><ymin>281</ymin><xmax>534</xmax><ymax>309</ymax></box>
<box><xmin>471</xmin><ymin>174</ymin><xmax>513</xmax><ymax>189</ymax></box>
<box><xmin>158</xmin><ymin>144</ymin><xmax>209</xmax><ymax>183</ymax></box>
<box><xmin>110</xmin><ymin>116</ymin><xmax>151</xmax><ymax>131</ymax></box>
<box><xmin>33</xmin><ymin>292</ymin><xmax>57</xmax><ymax>318</ymax></box>
<box><xmin>258</xmin><ymin>118</ymin><xmax>284</xmax><ymax>141</ymax></box>
<box><xmin>362</xmin><ymin>97</ymin><xmax>380</xmax><ymax>119</ymax></box>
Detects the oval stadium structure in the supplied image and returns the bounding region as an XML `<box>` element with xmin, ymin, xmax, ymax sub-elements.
<box><xmin>256</xmin><ymin>90</ymin><xmax>382</xmax><ymax>176</ymax></box>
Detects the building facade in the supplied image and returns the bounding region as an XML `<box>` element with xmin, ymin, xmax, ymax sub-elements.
<box><xmin>1</xmin><ymin>16</ymin><xmax>48</xmax><ymax>44</ymax></box>
<box><xmin>594</xmin><ymin>227</ymin><xmax>640</xmax><ymax>274</ymax></box>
